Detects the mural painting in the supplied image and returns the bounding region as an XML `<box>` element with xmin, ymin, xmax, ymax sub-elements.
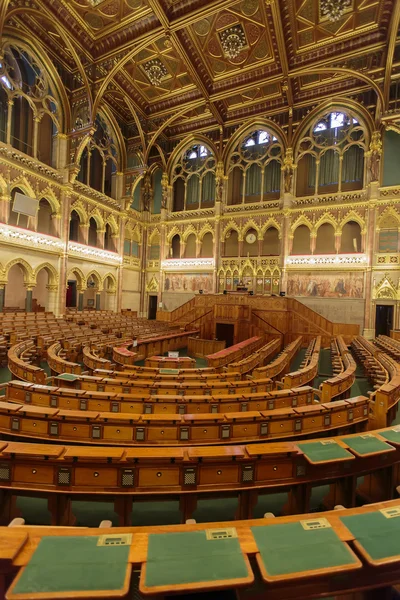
<box><xmin>287</xmin><ymin>272</ymin><xmax>364</xmax><ymax>298</ymax></box>
<box><xmin>164</xmin><ymin>273</ymin><xmax>213</xmax><ymax>292</ymax></box>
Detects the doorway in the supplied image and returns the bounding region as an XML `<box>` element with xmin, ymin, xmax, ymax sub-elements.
<box><xmin>375</xmin><ymin>304</ymin><xmax>394</xmax><ymax>337</ymax></box>
<box><xmin>66</xmin><ymin>280</ymin><xmax>77</xmax><ymax>308</ymax></box>
<box><xmin>216</xmin><ymin>323</ymin><xmax>234</xmax><ymax>347</ymax></box>
<box><xmin>148</xmin><ymin>295</ymin><xmax>158</xmax><ymax>320</ymax></box>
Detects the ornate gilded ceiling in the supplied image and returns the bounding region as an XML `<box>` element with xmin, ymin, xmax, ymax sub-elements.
<box><xmin>3</xmin><ymin>0</ymin><xmax>399</xmax><ymax>141</ymax></box>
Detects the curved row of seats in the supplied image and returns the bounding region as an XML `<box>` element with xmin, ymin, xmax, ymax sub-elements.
<box><xmin>0</xmin><ymin>393</ymin><xmax>369</xmax><ymax>445</ymax></box>
<box><xmin>351</xmin><ymin>335</ymin><xmax>400</xmax><ymax>428</ymax></box>
<box><xmin>281</xmin><ymin>336</ymin><xmax>321</xmax><ymax>389</ymax></box>
<box><xmin>8</xmin><ymin>340</ymin><xmax>46</xmax><ymax>384</ymax></box>
<box><xmin>206</xmin><ymin>336</ymin><xmax>264</xmax><ymax>368</ymax></box>
<box><xmin>7</xmin><ymin>379</ymin><xmax>315</xmax><ymax>413</ymax></box>
<box><xmin>227</xmin><ymin>337</ymin><xmax>281</xmax><ymax>374</ymax></box>
<box><xmin>320</xmin><ymin>335</ymin><xmax>356</xmax><ymax>402</ymax></box>
<box><xmin>0</xmin><ymin>423</ymin><xmax>396</xmax><ymax>526</ymax></box>
<box><xmin>252</xmin><ymin>336</ymin><xmax>303</xmax><ymax>380</ymax></box>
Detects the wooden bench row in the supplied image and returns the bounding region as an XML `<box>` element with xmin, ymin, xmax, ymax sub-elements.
<box><xmin>320</xmin><ymin>336</ymin><xmax>356</xmax><ymax>402</ymax></box>
<box><xmin>227</xmin><ymin>338</ymin><xmax>282</xmax><ymax>375</ymax></box>
<box><xmin>351</xmin><ymin>336</ymin><xmax>400</xmax><ymax>428</ymax></box>
<box><xmin>0</xmin><ymin>424</ymin><xmax>396</xmax><ymax>528</ymax></box>
<box><xmin>252</xmin><ymin>336</ymin><xmax>303</xmax><ymax>380</ymax></box>
<box><xmin>206</xmin><ymin>336</ymin><xmax>264</xmax><ymax>369</ymax></box>
<box><xmin>282</xmin><ymin>336</ymin><xmax>321</xmax><ymax>389</ymax></box>
<box><xmin>7</xmin><ymin>341</ymin><xmax>46</xmax><ymax>385</ymax></box>
<box><xmin>0</xmin><ymin>395</ymin><xmax>369</xmax><ymax>445</ymax></box>
<box><xmin>7</xmin><ymin>380</ymin><xmax>316</xmax><ymax>414</ymax></box>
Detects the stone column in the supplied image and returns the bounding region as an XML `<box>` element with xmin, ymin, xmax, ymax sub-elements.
<box><xmin>80</xmin><ymin>224</ymin><xmax>89</xmax><ymax>246</ymax></box>
<box><xmin>55</xmin><ymin>133</ymin><xmax>68</xmax><ymax>170</ymax></box>
<box><xmin>6</xmin><ymin>100</ymin><xmax>13</xmax><ymax>145</ymax></box>
<box><xmin>280</xmin><ymin>209</ymin><xmax>291</xmax><ymax>293</ymax></box>
<box><xmin>0</xmin><ymin>284</ymin><xmax>5</xmax><ymax>312</ymax></box>
<box><xmin>25</xmin><ymin>285</ymin><xmax>34</xmax><ymax>312</ymax></box>
<box><xmin>106</xmin><ymin>291</ymin><xmax>116</xmax><ymax>312</ymax></box>
<box><xmin>77</xmin><ymin>288</ymin><xmax>84</xmax><ymax>311</ymax></box>
<box><xmin>363</xmin><ymin>202</ymin><xmax>377</xmax><ymax>335</ymax></box>
<box><xmin>95</xmin><ymin>292</ymin><xmax>101</xmax><ymax>311</ymax></box>
<box><xmin>112</xmin><ymin>172</ymin><xmax>124</xmax><ymax>202</ymax></box>
<box><xmin>310</xmin><ymin>234</ymin><xmax>316</xmax><ymax>255</ymax></box>
<box><xmin>116</xmin><ymin>264</ymin><xmax>123</xmax><ymax>313</ymax></box>
<box><xmin>214</xmin><ymin>210</ymin><xmax>221</xmax><ymax>293</ymax></box>
<box><xmin>195</xmin><ymin>239</ymin><xmax>201</xmax><ymax>258</ymax></box>
<box><xmin>97</xmin><ymin>229</ymin><xmax>105</xmax><ymax>249</ymax></box>
<box><xmin>33</xmin><ymin>116</ymin><xmax>41</xmax><ymax>159</ymax></box>
<box><xmin>334</xmin><ymin>233</ymin><xmax>341</xmax><ymax>254</ymax></box>
<box><xmin>46</xmin><ymin>284</ymin><xmax>58</xmax><ymax>314</ymax></box>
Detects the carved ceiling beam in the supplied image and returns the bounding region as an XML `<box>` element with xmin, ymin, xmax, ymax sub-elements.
<box><xmin>289</xmin><ymin>66</ymin><xmax>385</xmax><ymax>110</ymax></box>
<box><xmin>383</xmin><ymin>1</ymin><xmax>400</xmax><ymax>112</ymax></box>
<box><xmin>267</xmin><ymin>0</ymin><xmax>293</xmax><ymax>106</ymax></box>
<box><xmin>145</xmin><ymin>0</ymin><xmax>223</xmax><ymax>126</ymax></box>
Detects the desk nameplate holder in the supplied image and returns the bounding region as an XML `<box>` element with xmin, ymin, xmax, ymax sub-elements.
<box><xmin>97</xmin><ymin>533</ymin><xmax>132</xmax><ymax>546</ymax></box>
<box><xmin>300</xmin><ymin>518</ymin><xmax>332</xmax><ymax>530</ymax></box>
<box><xmin>205</xmin><ymin>528</ymin><xmax>238</xmax><ymax>540</ymax></box>
<box><xmin>380</xmin><ymin>507</ymin><xmax>400</xmax><ymax>519</ymax></box>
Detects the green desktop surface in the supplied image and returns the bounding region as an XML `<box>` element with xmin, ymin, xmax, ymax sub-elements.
<box><xmin>297</xmin><ymin>441</ymin><xmax>353</xmax><ymax>463</ymax></box>
<box><xmin>251</xmin><ymin>521</ymin><xmax>358</xmax><ymax>577</ymax></box>
<box><xmin>144</xmin><ymin>530</ymin><xmax>249</xmax><ymax>589</ymax></box>
<box><xmin>10</xmin><ymin>536</ymin><xmax>130</xmax><ymax>597</ymax></box>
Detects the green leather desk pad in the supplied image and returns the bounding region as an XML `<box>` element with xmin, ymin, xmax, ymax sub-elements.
<box><xmin>251</xmin><ymin>522</ymin><xmax>358</xmax><ymax>576</ymax></box>
<box><xmin>9</xmin><ymin>536</ymin><xmax>130</xmax><ymax>597</ymax></box>
<box><xmin>297</xmin><ymin>441</ymin><xmax>353</xmax><ymax>463</ymax></box>
<box><xmin>144</xmin><ymin>531</ymin><xmax>249</xmax><ymax>588</ymax></box>
<box><xmin>341</xmin><ymin>511</ymin><xmax>400</xmax><ymax>561</ymax></box>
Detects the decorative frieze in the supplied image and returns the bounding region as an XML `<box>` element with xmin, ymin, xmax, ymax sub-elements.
<box><xmin>286</xmin><ymin>254</ymin><xmax>367</xmax><ymax>268</ymax></box>
<box><xmin>0</xmin><ymin>224</ymin><xmax>64</xmax><ymax>252</ymax></box>
<box><xmin>161</xmin><ymin>258</ymin><xmax>215</xmax><ymax>271</ymax></box>
<box><xmin>68</xmin><ymin>242</ymin><xmax>122</xmax><ymax>264</ymax></box>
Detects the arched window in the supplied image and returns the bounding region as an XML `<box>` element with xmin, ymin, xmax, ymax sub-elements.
<box><xmin>292</xmin><ymin>225</ymin><xmax>311</xmax><ymax>255</ymax></box>
<box><xmin>69</xmin><ymin>210</ymin><xmax>80</xmax><ymax>242</ymax></box>
<box><xmin>227</xmin><ymin>129</ymin><xmax>282</xmax><ymax>205</ymax></box>
<box><xmin>262</xmin><ymin>227</ymin><xmax>280</xmax><ymax>255</ymax></box>
<box><xmin>315</xmin><ymin>223</ymin><xmax>335</xmax><ymax>254</ymax></box>
<box><xmin>1</xmin><ymin>44</ymin><xmax>61</xmax><ymax>166</ymax></box>
<box><xmin>88</xmin><ymin>217</ymin><xmax>97</xmax><ymax>247</ymax></box>
<box><xmin>171</xmin><ymin>234</ymin><xmax>181</xmax><ymax>258</ymax></box>
<box><xmin>224</xmin><ymin>229</ymin><xmax>239</xmax><ymax>257</ymax></box>
<box><xmin>104</xmin><ymin>223</ymin><xmax>114</xmax><ymax>251</ymax></box>
<box><xmin>172</xmin><ymin>144</ymin><xmax>215</xmax><ymax>212</ymax></box>
<box><xmin>200</xmin><ymin>232</ymin><xmax>213</xmax><ymax>257</ymax></box>
<box><xmin>184</xmin><ymin>234</ymin><xmax>196</xmax><ymax>258</ymax></box>
<box><xmin>77</xmin><ymin>114</ymin><xmax>119</xmax><ymax>198</ymax></box>
<box><xmin>341</xmin><ymin>221</ymin><xmax>362</xmax><ymax>253</ymax></box>
<box><xmin>296</xmin><ymin>111</ymin><xmax>365</xmax><ymax>196</ymax></box>
<box><xmin>37</xmin><ymin>199</ymin><xmax>53</xmax><ymax>235</ymax></box>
